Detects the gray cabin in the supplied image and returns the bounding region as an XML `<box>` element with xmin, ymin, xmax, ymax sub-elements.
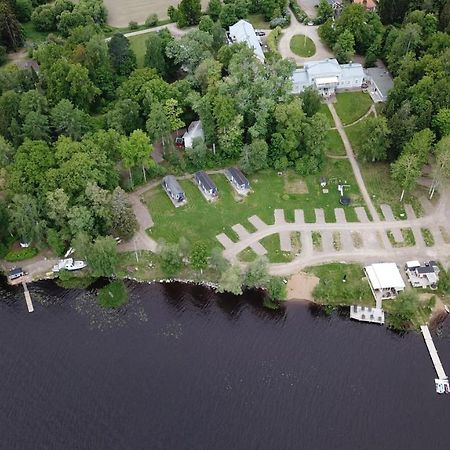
<box><xmin>194</xmin><ymin>171</ymin><xmax>218</xmax><ymax>197</ymax></box>
<box><xmin>162</xmin><ymin>175</ymin><xmax>185</xmax><ymax>203</ymax></box>
<box><xmin>226</xmin><ymin>167</ymin><xmax>250</xmax><ymax>191</ymax></box>
<box><xmin>7</xmin><ymin>267</ymin><xmax>24</xmax><ymax>282</ymax></box>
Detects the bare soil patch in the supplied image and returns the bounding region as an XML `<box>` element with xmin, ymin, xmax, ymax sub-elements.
<box><xmin>286</xmin><ymin>271</ymin><xmax>320</xmax><ymax>301</ymax></box>
<box><xmin>284</xmin><ymin>177</ymin><xmax>308</xmax><ymax>194</ymax></box>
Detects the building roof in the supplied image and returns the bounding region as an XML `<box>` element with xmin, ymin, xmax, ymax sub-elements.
<box><xmin>195</xmin><ymin>171</ymin><xmax>217</xmax><ymax>191</ymax></box>
<box><xmin>229</xmin><ymin>20</ymin><xmax>265</xmax><ymax>62</ymax></box>
<box><xmin>162</xmin><ymin>175</ymin><xmax>184</xmax><ymax>195</ymax></box>
<box><xmin>417</xmin><ymin>266</ymin><xmax>436</xmax><ymax>274</ymax></box>
<box><xmin>340</xmin><ymin>63</ymin><xmax>365</xmax><ymax>79</ymax></box>
<box><xmin>227</xmin><ymin>167</ymin><xmax>249</xmax><ymax>186</ymax></box>
<box><xmin>8</xmin><ymin>267</ymin><xmax>23</xmax><ymax>276</ymax></box>
<box><xmin>406</xmin><ymin>260</ymin><xmax>421</xmax><ymax>269</ymax></box>
<box><xmin>304</xmin><ymin>58</ymin><xmax>341</xmax><ymax>77</ymax></box>
<box><xmin>365</xmin><ymin>263</ymin><xmax>406</xmax><ymax>290</ymax></box>
<box><xmin>183</xmin><ymin>120</ymin><xmax>204</xmax><ymax>141</ymax></box>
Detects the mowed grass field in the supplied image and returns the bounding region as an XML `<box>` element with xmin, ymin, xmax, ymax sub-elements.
<box><xmin>334</xmin><ymin>92</ymin><xmax>373</xmax><ymax>125</ymax></box>
<box><xmin>104</xmin><ymin>0</ymin><xmax>209</xmax><ymax>27</ymax></box>
<box><xmin>145</xmin><ymin>162</ymin><xmax>366</xmax><ymax>252</ymax></box>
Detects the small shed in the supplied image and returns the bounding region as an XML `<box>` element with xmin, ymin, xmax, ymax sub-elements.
<box><xmin>161</xmin><ymin>175</ymin><xmax>185</xmax><ymax>203</ymax></box>
<box><xmin>225</xmin><ymin>167</ymin><xmax>250</xmax><ymax>192</ymax></box>
<box><xmin>194</xmin><ymin>171</ymin><xmax>218</xmax><ymax>198</ymax></box>
<box><xmin>7</xmin><ymin>267</ymin><xmax>24</xmax><ymax>282</ymax></box>
<box><xmin>182</xmin><ymin>121</ymin><xmax>204</xmax><ymax>149</ymax></box>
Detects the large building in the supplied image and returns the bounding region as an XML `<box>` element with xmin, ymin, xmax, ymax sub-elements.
<box><xmin>228</xmin><ymin>20</ymin><xmax>265</xmax><ymax>63</ymax></box>
<box><xmin>291</xmin><ymin>58</ymin><xmax>365</xmax><ymax>96</ymax></box>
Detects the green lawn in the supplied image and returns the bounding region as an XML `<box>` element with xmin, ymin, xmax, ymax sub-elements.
<box><xmin>306</xmin><ymin>263</ymin><xmax>373</xmax><ymax>306</ymax></box>
<box><xmin>128</xmin><ymin>33</ymin><xmax>150</xmax><ymax>68</ymax></box>
<box><xmin>345</xmin><ymin>115</ymin><xmax>371</xmax><ymax>156</ymax></box>
<box><xmin>247</xmin><ymin>14</ymin><xmax>271</xmax><ymax>29</ymax></box>
<box><xmin>146</xmin><ymin>163</ymin><xmax>364</xmax><ymax>252</ymax></box>
<box><xmin>359</xmin><ymin>161</ymin><xmax>425</xmax><ymax>219</ymax></box>
<box><xmin>22</xmin><ymin>22</ymin><xmax>49</xmax><ymax>43</ymax></box>
<box><xmin>325</xmin><ymin>130</ymin><xmax>346</xmax><ymax>157</ymax></box>
<box><xmin>260</xmin><ymin>234</ymin><xmax>293</xmax><ymax>263</ymax></box>
<box><xmin>289</xmin><ymin>34</ymin><xmax>316</xmax><ymax>57</ymax></box>
<box><xmin>318</xmin><ymin>103</ymin><xmax>334</xmax><ymax>127</ymax></box>
<box><xmin>335</xmin><ymin>92</ymin><xmax>373</xmax><ymax>125</ymax></box>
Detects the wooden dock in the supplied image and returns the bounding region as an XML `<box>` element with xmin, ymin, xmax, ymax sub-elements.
<box><xmin>420</xmin><ymin>325</ymin><xmax>447</xmax><ymax>380</ymax></box>
<box><xmin>22</xmin><ymin>281</ymin><xmax>34</xmax><ymax>313</ymax></box>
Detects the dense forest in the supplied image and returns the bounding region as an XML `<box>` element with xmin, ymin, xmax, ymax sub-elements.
<box><xmin>0</xmin><ymin>0</ymin><xmax>449</xmax><ymax>270</ymax></box>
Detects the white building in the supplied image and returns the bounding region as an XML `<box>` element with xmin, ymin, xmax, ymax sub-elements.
<box><xmin>292</xmin><ymin>58</ymin><xmax>365</xmax><ymax>96</ymax></box>
<box><xmin>364</xmin><ymin>263</ymin><xmax>406</xmax><ymax>305</ymax></box>
<box><xmin>228</xmin><ymin>20</ymin><xmax>265</xmax><ymax>63</ymax></box>
<box><xmin>405</xmin><ymin>260</ymin><xmax>440</xmax><ymax>289</ymax></box>
<box><xmin>182</xmin><ymin>121</ymin><xmax>204</xmax><ymax>149</ymax></box>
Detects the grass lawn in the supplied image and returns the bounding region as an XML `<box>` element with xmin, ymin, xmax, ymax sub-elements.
<box><xmin>387</xmin><ymin>228</ymin><xmax>416</xmax><ymax>247</ymax></box>
<box><xmin>289</xmin><ymin>34</ymin><xmax>316</xmax><ymax>57</ymax></box>
<box><xmin>238</xmin><ymin>247</ymin><xmax>258</xmax><ymax>262</ymax></box>
<box><xmin>260</xmin><ymin>233</ymin><xmax>292</xmax><ymax>263</ymax></box>
<box><xmin>318</xmin><ymin>103</ymin><xmax>334</xmax><ymax>127</ymax></box>
<box><xmin>306</xmin><ymin>263</ymin><xmax>373</xmax><ymax>306</ymax></box>
<box><xmin>128</xmin><ymin>33</ymin><xmax>150</xmax><ymax>68</ymax></box>
<box><xmin>359</xmin><ymin>161</ymin><xmax>425</xmax><ymax>219</ymax></box>
<box><xmin>22</xmin><ymin>22</ymin><xmax>49</xmax><ymax>43</ymax></box>
<box><xmin>325</xmin><ymin>130</ymin><xmax>346</xmax><ymax>157</ymax></box>
<box><xmin>247</xmin><ymin>14</ymin><xmax>271</xmax><ymax>29</ymax></box>
<box><xmin>335</xmin><ymin>92</ymin><xmax>373</xmax><ymax>125</ymax></box>
<box><xmin>421</xmin><ymin>228</ymin><xmax>435</xmax><ymax>247</ymax></box>
<box><xmin>146</xmin><ymin>163</ymin><xmax>364</xmax><ymax>252</ymax></box>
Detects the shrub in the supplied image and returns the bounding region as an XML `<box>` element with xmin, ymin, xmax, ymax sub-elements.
<box><xmin>97</xmin><ymin>280</ymin><xmax>128</xmax><ymax>308</ymax></box>
<box><xmin>128</xmin><ymin>21</ymin><xmax>139</xmax><ymax>30</ymax></box>
<box><xmin>145</xmin><ymin>13</ymin><xmax>158</xmax><ymax>27</ymax></box>
<box><xmin>270</xmin><ymin>16</ymin><xmax>289</xmax><ymax>29</ymax></box>
<box><xmin>0</xmin><ymin>46</ymin><xmax>7</xmax><ymax>66</ymax></box>
<box><xmin>289</xmin><ymin>0</ymin><xmax>307</xmax><ymax>22</ymax></box>
<box><xmin>47</xmin><ymin>229</ymin><xmax>66</xmax><ymax>257</ymax></box>
<box><xmin>15</xmin><ymin>0</ymin><xmax>33</xmax><ymax>22</ymax></box>
<box><xmin>5</xmin><ymin>247</ymin><xmax>38</xmax><ymax>262</ymax></box>
<box><xmin>267</xmin><ymin>26</ymin><xmax>282</xmax><ymax>57</ymax></box>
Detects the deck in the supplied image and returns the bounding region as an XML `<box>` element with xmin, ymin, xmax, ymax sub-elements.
<box><xmin>420</xmin><ymin>325</ymin><xmax>447</xmax><ymax>380</ymax></box>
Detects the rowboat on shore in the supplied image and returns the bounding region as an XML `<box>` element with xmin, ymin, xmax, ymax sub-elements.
<box><xmin>52</xmin><ymin>259</ymin><xmax>87</xmax><ymax>273</ymax></box>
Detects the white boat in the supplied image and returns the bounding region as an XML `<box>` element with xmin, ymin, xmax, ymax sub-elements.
<box><xmin>445</xmin><ymin>305</ymin><xmax>449</xmax><ymax>314</ymax></box>
<box><xmin>435</xmin><ymin>378</ymin><xmax>450</xmax><ymax>394</ymax></box>
<box><xmin>52</xmin><ymin>258</ymin><xmax>87</xmax><ymax>273</ymax></box>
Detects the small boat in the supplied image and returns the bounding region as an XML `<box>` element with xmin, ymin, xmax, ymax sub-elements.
<box><xmin>52</xmin><ymin>258</ymin><xmax>87</xmax><ymax>273</ymax></box>
<box><xmin>445</xmin><ymin>305</ymin><xmax>449</xmax><ymax>314</ymax></box>
<box><xmin>435</xmin><ymin>378</ymin><xmax>450</xmax><ymax>394</ymax></box>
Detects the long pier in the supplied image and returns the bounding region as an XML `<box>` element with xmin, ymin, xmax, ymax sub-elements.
<box><xmin>22</xmin><ymin>281</ymin><xmax>34</xmax><ymax>313</ymax></box>
<box><xmin>420</xmin><ymin>325</ymin><xmax>447</xmax><ymax>380</ymax></box>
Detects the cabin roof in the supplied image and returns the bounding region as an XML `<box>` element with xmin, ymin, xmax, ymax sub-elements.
<box><xmin>227</xmin><ymin>167</ymin><xmax>249</xmax><ymax>186</ymax></box>
<box><xmin>163</xmin><ymin>175</ymin><xmax>184</xmax><ymax>194</ymax></box>
<box><xmin>195</xmin><ymin>171</ymin><xmax>216</xmax><ymax>191</ymax></box>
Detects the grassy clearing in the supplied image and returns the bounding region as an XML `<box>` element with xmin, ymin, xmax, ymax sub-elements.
<box><xmin>238</xmin><ymin>247</ymin><xmax>258</xmax><ymax>262</ymax></box>
<box><xmin>146</xmin><ymin>164</ymin><xmax>364</xmax><ymax>252</ymax></box>
<box><xmin>359</xmin><ymin>161</ymin><xmax>425</xmax><ymax>219</ymax></box>
<box><xmin>318</xmin><ymin>103</ymin><xmax>334</xmax><ymax>126</ymax></box>
<box><xmin>345</xmin><ymin>115</ymin><xmax>373</xmax><ymax>156</ymax></box>
<box><xmin>260</xmin><ymin>234</ymin><xmax>292</xmax><ymax>263</ymax></box>
<box><xmin>306</xmin><ymin>263</ymin><xmax>373</xmax><ymax>306</ymax></box>
<box><xmin>97</xmin><ymin>280</ymin><xmax>128</xmax><ymax>308</ymax></box>
<box><xmin>22</xmin><ymin>22</ymin><xmax>48</xmax><ymax>43</ymax></box>
<box><xmin>289</xmin><ymin>34</ymin><xmax>316</xmax><ymax>57</ymax></box>
<box><xmin>325</xmin><ymin>129</ymin><xmax>346</xmax><ymax>157</ymax></box>
<box><xmin>421</xmin><ymin>228</ymin><xmax>435</xmax><ymax>247</ymax></box>
<box><xmin>387</xmin><ymin>228</ymin><xmax>416</xmax><ymax>247</ymax></box>
<box><xmin>128</xmin><ymin>33</ymin><xmax>149</xmax><ymax>68</ymax></box>
<box><xmin>335</xmin><ymin>92</ymin><xmax>373</xmax><ymax>125</ymax></box>
<box><xmin>247</xmin><ymin>14</ymin><xmax>271</xmax><ymax>29</ymax></box>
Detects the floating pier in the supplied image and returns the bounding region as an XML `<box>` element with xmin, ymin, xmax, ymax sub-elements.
<box><xmin>22</xmin><ymin>281</ymin><xmax>34</xmax><ymax>313</ymax></box>
<box><xmin>420</xmin><ymin>325</ymin><xmax>449</xmax><ymax>394</ymax></box>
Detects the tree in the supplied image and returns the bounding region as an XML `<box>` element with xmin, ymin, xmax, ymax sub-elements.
<box><xmin>46</xmin><ymin>188</ymin><xmax>70</xmax><ymax>231</ymax></box>
<box><xmin>433</xmin><ymin>108</ymin><xmax>450</xmax><ymax>138</ymax></box>
<box><xmin>358</xmin><ymin>117</ymin><xmax>390</xmax><ymax>162</ymax></box>
<box><xmin>106</xmin><ymin>99</ymin><xmax>141</xmax><ymax>135</ymax></box>
<box><xmin>299</xmin><ymin>87</ymin><xmax>322</xmax><ymax>118</ymax></box>
<box><xmin>218</xmin><ymin>265</ymin><xmax>243</xmax><ymax>295</ymax></box>
<box><xmin>210</xmin><ymin>247</ymin><xmax>229</xmax><ymax>272</ymax></box>
<box><xmin>108</xmin><ymin>33</ymin><xmax>137</xmax><ymax>77</ymax></box>
<box><xmin>240</xmin><ymin>139</ymin><xmax>268</xmax><ymax>174</ymax></box>
<box><xmin>0</xmin><ymin>136</ymin><xmax>15</xmax><ymax>167</ymax></box>
<box><xmin>87</xmin><ymin>236</ymin><xmax>119</xmax><ymax>277</ymax></box>
<box><xmin>387</xmin><ymin>290</ymin><xmax>419</xmax><ymax>331</ymax></box>
<box><xmin>333</xmin><ymin>29</ymin><xmax>355</xmax><ymax>64</ymax></box>
<box><xmin>317</xmin><ymin>0</ymin><xmax>333</xmax><ymax>24</ymax></box>
<box><xmin>144</xmin><ymin>32</ymin><xmax>169</xmax><ymax>78</ymax></box>
<box><xmin>15</xmin><ymin>0</ymin><xmax>33</xmax><ymax>22</ymax></box>
<box><xmin>244</xmin><ymin>256</ymin><xmax>269</xmax><ymax>288</ymax></box>
<box><xmin>207</xmin><ymin>0</ymin><xmax>222</xmax><ymax>21</ymax></box>
<box><xmin>219</xmin><ymin>3</ymin><xmax>238</xmax><ymax>29</ymax></box>
<box><xmin>0</xmin><ymin>0</ymin><xmax>24</xmax><ymax>50</ymax></box>
<box><xmin>9</xmin><ymin>194</ymin><xmax>46</xmax><ymax>245</ymax></box>
<box><xmin>198</xmin><ymin>15</ymin><xmax>215</xmax><ymax>34</ymax></box>
<box><xmin>68</xmin><ymin>205</ymin><xmax>94</xmax><ymax>237</ymax></box>
<box><xmin>186</xmin><ymin>137</ymin><xmax>209</xmax><ymax>170</ymax></box>
<box><xmin>403</xmin><ymin>128</ymin><xmax>434</xmax><ymax>166</ymax></box>
<box><xmin>266</xmin><ymin>276</ymin><xmax>286</xmax><ymax>302</ymax></box>
<box><xmin>176</xmin><ymin>0</ymin><xmax>202</xmax><ymax>26</ymax></box>
<box><xmin>430</xmin><ymin>135</ymin><xmax>450</xmax><ymax>199</ymax></box>
<box><xmin>190</xmin><ymin>242</ymin><xmax>209</xmax><ymax>272</ymax></box>
<box><xmin>110</xmin><ymin>187</ymin><xmax>138</xmax><ymax>240</ymax></box>
<box><xmin>159</xmin><ymin>241</ymin><xmax>182</xmax><ymax>276</ymax></box>
<box><xmin>50</xmin><ymin>99</ymin><xmax>91</xmax><ymax>140</ymax></box>
<box><xmin>21</xmin><ymin>111</ymin><xmax>50</xmax><ymax>141</ymax></box>
<box><xmin>391</xmin><ymin>152</ymin><xmax>422</xmax><ymax>202</ymax></box>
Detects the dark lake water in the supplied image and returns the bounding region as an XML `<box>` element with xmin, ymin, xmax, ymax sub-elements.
<box><xmin>1</xmin><ymin>278</ymin><xmax>449</xmax><ymax>450</ymax></box>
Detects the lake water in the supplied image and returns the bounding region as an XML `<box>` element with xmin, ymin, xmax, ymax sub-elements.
<box><xmin>1</xmin><ymin>278</ymin><xmax>449</xmax><ymax>449</ymax></box>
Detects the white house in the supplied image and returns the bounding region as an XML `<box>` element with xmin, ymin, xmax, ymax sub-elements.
<box><xmin>292</xmin><ymin>58</ymin><xmax>365</xmax><ymax>96</ymax></box>
<box><xmin>228</xmin><ymin>20</ymin><xmax>265</xmax><ymax>63</ymax></box>
<box><xmin>364</xmin><ymin>263</ymin><xmax>406</xmax><ymax>304</ymax></box>
<box><xmin>182</xmin><ymin>120</ymin><xmax>204</xmax><ymax>149</ymax></box>
<box><xmin>405</xmin><ymin>260</ymin><xmax>440</xmax><ymax>289</ymax></box>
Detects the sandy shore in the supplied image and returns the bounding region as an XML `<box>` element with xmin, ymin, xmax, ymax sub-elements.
<box><xmin>286</xmin><ymin>271</ymin><xmax>320</xmax><ymax>301</ymax></box>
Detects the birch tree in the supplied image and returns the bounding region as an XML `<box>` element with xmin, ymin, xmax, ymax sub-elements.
<box><xmin>391</xmin><ymin>152</ymin><xmax>422</xmax><ymax>202</ymax></box>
